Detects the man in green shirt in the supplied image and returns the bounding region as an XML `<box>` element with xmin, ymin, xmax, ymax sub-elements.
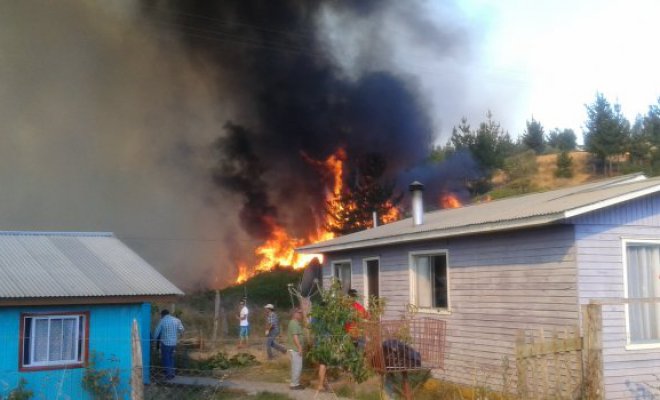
<box><xmin>287</xmin><ymin>308</ymin><xmax>304</xmax><ymax>390</ymax></box>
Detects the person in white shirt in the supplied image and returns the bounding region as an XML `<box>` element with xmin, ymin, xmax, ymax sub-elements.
<box><xmin>238</xmin><ymin>299</ymin><xmax>249</xmax><ymax>348</ymax></box>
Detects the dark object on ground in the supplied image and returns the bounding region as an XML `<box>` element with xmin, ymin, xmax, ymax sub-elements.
<box><xmin>290</xmin><ymin>385</ymin><xmax>305</xmax><ymax>390</ymax></box>
<box><xmin>382</xmin><ymin>339</ymin><xmax>421</xmax><ymax>369</ymax></box>
<box><xmin>300</xmin><ymin>259</ymin><xmax>322</xmax><ymax>297</ymax></box>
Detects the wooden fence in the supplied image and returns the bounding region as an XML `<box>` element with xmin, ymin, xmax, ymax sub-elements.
<box><xmin>516</xmin><ymin>327</ymin><xmax>583</xmax><ymax>399</ymax></box>
<box><xmin>515</xmin><ymin>303</ymin><xmax>604</xmax><ymax>400</ymax></box>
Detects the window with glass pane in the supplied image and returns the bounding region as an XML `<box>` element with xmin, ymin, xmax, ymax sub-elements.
<box><xmin>626</xmin><ymin>243</ymin><xmax>660</xmax><ymax>345</ymax></box>
<box><xmin>333</xmin><ymin>262</ymin><xmax>352</xmax><ymax>293</ymax></box>
<box><xmin>413</xmin><ymin>254</ymin><xmax>448</xmax><ymax>309</ymax></box>
<box><xmin>21</xmin><ymin>313</ymin><xmax>86</xmax><ymax>369</ymax></box>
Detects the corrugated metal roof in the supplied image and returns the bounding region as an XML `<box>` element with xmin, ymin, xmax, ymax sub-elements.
<box><xmin>0</xmin><ymin>232</ymin><xmax>184</xmax><ymax>299</ymax></box>
<box><xmin>298</xmin><ymin>174</ymin><xmax>660</xmax><ymax>253</ymax></box>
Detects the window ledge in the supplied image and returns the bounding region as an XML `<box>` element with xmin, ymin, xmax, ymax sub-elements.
<box><xmin>625</xmin><ymin>343</ymin><xmax>660</xmax><ymax>351</ymax></box>
<box><xmin>415</xmin><ymin>307</ymin><xmax>451</xmax><ymax>316</ymax></box>
<box><xmin>20</xmin><ymin>362</ymin><xmax>85</xmax><ymax>372</ymax></box>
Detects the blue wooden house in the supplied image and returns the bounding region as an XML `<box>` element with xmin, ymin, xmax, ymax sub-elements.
<box><xmin>298</xmin><ymin>174</ymin><xmax>660</xmax><ymax>399</ymax></box>
<box><xmin>0</xmin><ymin>231</ymin><xmax>183</xmax><ymax>399</ymax></box>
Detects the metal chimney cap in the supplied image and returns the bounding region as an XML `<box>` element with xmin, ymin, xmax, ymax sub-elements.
<box><xmin>409</xmin><ymin>181</ymin><xmax>424</xmax><ymax>192</ymax></box>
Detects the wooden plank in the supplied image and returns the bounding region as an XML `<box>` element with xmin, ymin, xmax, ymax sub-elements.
<box><xmin>583</xmin><ymin>303</ymin><xmax>604</xmax><ymax>400</ymax></box>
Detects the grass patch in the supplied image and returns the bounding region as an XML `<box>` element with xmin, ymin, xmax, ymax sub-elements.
<box><xmin>249</xmin><ymin>392</ymin><xmax>294</xmax><ymax>400</ymax></box>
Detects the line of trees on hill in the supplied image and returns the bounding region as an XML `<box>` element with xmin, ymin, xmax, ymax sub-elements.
<box><xmin>432</xmin><ymin>93</ymin><xmax>660</xmax><ymax>194</ymax></box>
<box><xmin>326</xmin><ymin>93</ymin><xmax>660</xmax><ymax>235</ymax></box>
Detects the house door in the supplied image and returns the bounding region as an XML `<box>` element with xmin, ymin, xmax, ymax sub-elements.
<box><xmin>365</xmin><ymin>259</ymin><xmax>379</xmax><ymax>300</ymax></box>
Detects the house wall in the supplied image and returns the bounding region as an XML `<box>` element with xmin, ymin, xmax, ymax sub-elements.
<box><xmin>323</xmin><ymin>224</ymin><xmax>579</xmax><ymax>390</ymax></box>
<box><xmin>0</xmin><ymin>303</ymin><xmax>150</xmax><ymax>400</ymax></box>
<box><xmin>571</xmin><ymin>194</ymin><xmax>660</xmax><ymax>399</ymax></box>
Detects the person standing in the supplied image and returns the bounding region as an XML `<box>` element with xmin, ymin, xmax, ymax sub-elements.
<box><xmin>346</xmin><ymin>289</ymin><xmax>369</xmax><ymax>348</ymax></box>
<box><xmin>238</xmin><ymin>299</ymin><xmax>249</xmax><ymax>348</ymax></box>
<box><xmin>287</xmin><ymin>308</ymin><xmax>305</xmax><ymax>390</ymax></box>
<box><xmin>153</xmin><ymin>309</ymin><xmax>184</xmax><ymax>380</ymax></box>
<box><xmin>264</xmin><ymin>304</ymin><xmax>287</xmax><ymax>359</ymax></box>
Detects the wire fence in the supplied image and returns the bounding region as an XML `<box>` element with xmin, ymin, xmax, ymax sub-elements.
<box><xmin>2</xmin><ymin>305</ymin><xmax>660</xmax><ymax>400</ymax></box>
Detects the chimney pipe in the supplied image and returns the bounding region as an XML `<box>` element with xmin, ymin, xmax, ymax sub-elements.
<box><xmin>372</xmin><ymin>211</ymin><xmax>378</xmax><ymax>228</ymax></box>
<box><xmin>409</xmin><ymin>181</ymin><xmax>424</xmax><ymax>226</ymax></box>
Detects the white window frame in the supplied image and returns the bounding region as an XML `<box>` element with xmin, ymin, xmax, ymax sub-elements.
<box><xmin>409</xmin><ymin>249</ymin><xmax>451</xmax><ymax>315</ymax></box>
<box><xmin>331</xmin><ymin>259</ymin><xmax>352</xmax><ymax>292</ymax></box>
<box><xmin>362</xmin><ymin>257</ymin><xmax>381</xmax><ymax>305</ymax></box>
<box><xmin>622</xmin><ymin>238</ymin><xmax>660</xmax><ymax>350</ymax></box>
<box><xmin>21</xmin><ymin>312</ymin><xmax>87</xmax><ymax>369</ymax></box>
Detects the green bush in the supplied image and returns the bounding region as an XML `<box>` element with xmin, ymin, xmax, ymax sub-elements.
<box><xmin>194</xmin><ymin>352</ymin><xmax>259</xmax><ymax>370</ymax></box>
<box><xmin>81</xmin><ymin>351</ymin><xmax>125</xmax><ymax>400</ymax></box>
<box><xmin>555</xmin><ymin>151</ymin><xmax>574</xmax><ymax>178</ymax></box>
<box><xmin>5</xmin><ymin>378</ymin><xmax>33</xmax><ymax>400</ymax></box>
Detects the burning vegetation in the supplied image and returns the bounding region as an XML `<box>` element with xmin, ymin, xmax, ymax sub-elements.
<box><xmin>236</xmin><ymin>148</ymin><xmax>402</xmax><ymax>283</ymax></box>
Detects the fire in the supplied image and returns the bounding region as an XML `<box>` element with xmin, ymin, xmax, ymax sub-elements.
<box><xmin>234</xmin><ymin>147</ymin><xmax>401</xmax><ymax>284</ymax></box>
<box><xmin>439</xmin><ymin>192</ymin><xmax>462</xmax><ymax>209</ymax></box>
<box><xmin>236</xmin><ymin>262</ymin><xmax>249</xmax><ymax>284</ymax></box>
<box><xmin>381</xmin><ymin>200</ymin><xmax>400</xmax><ymax>224</ymax></box>
<box><xmin>234</xmin><ymin>149</ymin><xmax>345</xmax><ymax>283</ymax></box>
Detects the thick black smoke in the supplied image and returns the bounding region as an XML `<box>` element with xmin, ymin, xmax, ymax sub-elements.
<box><xmin>142</xmin><ymin>1</ymin><xmax>474</xmax><ymax>242</ymax></box>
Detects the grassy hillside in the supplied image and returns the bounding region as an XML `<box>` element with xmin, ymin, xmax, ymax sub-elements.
<box><xmin>167</xmin><ymin>267</ymin><xmax>305</xmax><ymax>339</ymax></box>
<box><xmin>533</xmin><ymin>151</ymin><xmax>593</xmax><ymax>189</ymax></box>
<box><xmin>489</xmin><ymin>150</ymin><xmax>599</xmax><ymax>199</ymax></box>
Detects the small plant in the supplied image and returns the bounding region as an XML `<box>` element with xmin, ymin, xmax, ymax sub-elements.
<box><xmin>5</xmin><ymin>378</ymin><xmax>33</xmax><ymax>400</ymax></box>
<box><xmin>555</xmin><ymin>151</ymin><xmax>574</xmax><ymax>178</ymax></box>
<box><xmin>194</xmin><ymin>351</ymin><xmax>259</xmax><ymax>370</ymax></box>
<box><xmin>82</xmin><ymin>351</ymin><xmax>124</xmax><ymax>400</ymax></box>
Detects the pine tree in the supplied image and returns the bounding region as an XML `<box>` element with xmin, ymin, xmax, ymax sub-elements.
<box><xmin>326</xmin><ymin>153</ymin><xmax>401</xmax><ymax>236</ymax></box>
<box><xmin>555</xmin><ymin>151</ymin><xmax>574</xmax><ymax>178</ymax></box>
<box><xmin>522</xmin><ymin>117</ymin><xmax>545</xmax><ymax>154</ymax></box>
<box><xmin>547</xmin><ymin>128</ymin><xmax>577</xmax><ymax>152</ymax></box>
<box><xmin>450</xmin><ymin>111</ymin><xmax>514</xmax><ymax>173</ymax></box>
<box><xmin>584</xmin><ymin>93</ymin><xmax>630</xmax><ymax>174</ymax></box>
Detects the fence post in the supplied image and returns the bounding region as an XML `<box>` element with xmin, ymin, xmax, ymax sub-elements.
<box><xmin>131</xmin><ymin>319</ymin><xmax>144</xmax><ymax>400</ymax></box>
<box><xmin>213</xmin><ymin>290</ymin><xmax>220</xmax><ymax>342</ymax></box>
<box><xmin>515</xmin><ymin>330</ymin><xmax>528</xmax><ymax>399</ymax></box>
<box><xmin>583</xmin><ymin>303</ymin><xmax>603</xmax><ymax>400</ymax></box>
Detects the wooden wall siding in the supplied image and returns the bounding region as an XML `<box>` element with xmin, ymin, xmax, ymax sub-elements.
<box><xmin>324</xmin><ymin>224</ymin><xmax>580</xmax><ymax>390</ymax></box>
<box><xmin>571</xmin><ymin>193</ymin><xmax>660</xmax><ymax>399</ymax></box>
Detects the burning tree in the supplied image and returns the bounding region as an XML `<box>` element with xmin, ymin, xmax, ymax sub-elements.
<box><xmin>326</xmin><ymin>153</ymin><xmax>401</xmax><ymax>236</ymax></box>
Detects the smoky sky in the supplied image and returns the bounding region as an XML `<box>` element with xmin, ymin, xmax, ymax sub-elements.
<box><xmin>0</xmin><ymin>0</ymin><xmax>488</xmax><ymax>288</ymax></box>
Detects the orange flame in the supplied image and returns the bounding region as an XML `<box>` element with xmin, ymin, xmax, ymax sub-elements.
<box><xmin>381</xmin><ymin>200</ymin><xmax>401</xmax><ymax>224</ymax></box>
<box><xmin>440</xmin><ymin>193</ymin><xmax>462</xmax><ymax>209</ymax></box>
<box><xmin>234</xmin><ymin>147</ymin><xmax>400</xmax><ymax>284</ymax></box>
<box><xmin>236</xmin><ymin>262</ymin><xmax>249</xmax><ymax>284</ymax></box>
<box><xmin>234</xmin><ymin>149</ymin><xmax>345</xmax><ymax>283</ymax></box>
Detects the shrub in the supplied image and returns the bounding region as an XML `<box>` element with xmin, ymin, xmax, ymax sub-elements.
<box><xmin>555</xmin><ymin>151</ymin><xmax>574</xmax><ymax>178</ymax></box>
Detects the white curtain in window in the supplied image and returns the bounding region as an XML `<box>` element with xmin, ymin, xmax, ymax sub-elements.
<box><xmin>33</xmin><ymin>319</ymin><xmax>49</xmax><ymax>362</ymax></box>
<box><xmin>627</xmin><ymin>244</ymin><xmax>660</xmax><ymax>343</ymax></box>
<box><xmin>49</xmin><ymin>318</ymin><xmax>63</xmax><ymax>361</ymax></box>
<box><xmin>62</xmin><ymin>318</ymin><xmax>77</xmax><ymax>361</ymax></box>
<box><xmin>416</xmin><ymin>256</ymin><xmax>433</xmax><ymax>308</ymax></box>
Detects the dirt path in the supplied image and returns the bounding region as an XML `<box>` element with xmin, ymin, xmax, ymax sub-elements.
<box><xmin>169</xmin><ymin>375</ymin><xmax>350</xmax><ymax>399</ymax></box>
<box><xmin>230</xmin><ymin>379</ymin><xmax>350</xmax><ymax>399</ymax></box>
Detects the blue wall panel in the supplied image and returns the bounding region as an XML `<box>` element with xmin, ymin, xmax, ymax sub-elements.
<box><xmin>0</xmin><ymin>303</ymin><xmax>148</xmax><ymax>400</ymax></box>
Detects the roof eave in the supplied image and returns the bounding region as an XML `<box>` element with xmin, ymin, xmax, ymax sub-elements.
<box><xmin>0</xmin><ymin>294</ymin><xmax>184</xmax><ymax>307</ymax></box>
<box><xmin>564</xmin><ymin>184</ymin><xmax>660</xmax><ymax>218</ymax></box>
<box><xmin>297</xmin><ymin>213</ymin><xmax>565</xmax><ymax>254</ymax></box>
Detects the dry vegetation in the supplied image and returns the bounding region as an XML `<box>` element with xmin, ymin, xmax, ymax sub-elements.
<box><xmin>533</xmin><ymin>151</ymin><xmax>593</xmax><ymax>190</ymax></box>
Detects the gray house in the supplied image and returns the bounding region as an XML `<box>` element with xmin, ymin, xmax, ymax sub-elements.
<box><xmin>298</xmin><ymin>174</ymin><xmax>660</xmax><ymax>399</ymax></box>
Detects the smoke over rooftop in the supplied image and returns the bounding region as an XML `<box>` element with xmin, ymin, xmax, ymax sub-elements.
<box><xmin>0</xmin><ymin>0</ymin><xmax>486</xmax><ymax>288</ymax></box>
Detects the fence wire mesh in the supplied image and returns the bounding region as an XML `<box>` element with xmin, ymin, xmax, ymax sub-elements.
<box><xmin>2</xmin><ymin>303</ymin><xmax>660</xmax><ymax>400</ymax></box>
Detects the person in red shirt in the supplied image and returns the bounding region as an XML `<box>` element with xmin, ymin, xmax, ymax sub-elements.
<box><xmin>346</xmin><ymin>289</ymin><xmax>369</xmax><ymax>347</ymax></box>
